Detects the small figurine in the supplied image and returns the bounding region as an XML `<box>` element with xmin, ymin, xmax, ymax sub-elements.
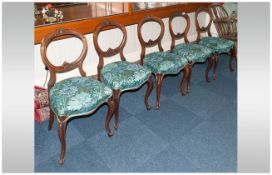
<box><xmin>38</xmin><ymin>3</ymin><xmax>64</xmax><ymax>24</ymax></box>
<box><xmin>41</xmin><ymin>7</ymin><xmax>46</xmax><ymax>15</ymax></box>
<box><xmin>58</xmin><ymin>11</ymin><xmax>64</xmax><ymax>20</ymax></box>
<box><xmin>54</xmin><ymin>9</ymin><xmax>58</xmax><ymax>17</ymax></box>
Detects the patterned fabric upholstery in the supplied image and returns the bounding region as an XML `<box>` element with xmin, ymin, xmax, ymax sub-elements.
<box><xmin>199</xmin><ymin>37</ymin><xmax>234</xmax><ymax>54</ymax></box>
<box><xmin>50</xmin><ymin>77</ymin><xmax>112</xmax><ymax>117</ymax></box>
<box><xmin>173</xmin><ymin>43</ymin><xmax>212</xmax><ymax>63</ymax></box>
<box><xmin>144</xmin><ymin>51</ymin><xmax>188</xmax><ymax>74</ymax></box>
<box><xmin>101</xmin><ymin>61</ymin><xmax>151</xmax><ymax>90</ymax></box>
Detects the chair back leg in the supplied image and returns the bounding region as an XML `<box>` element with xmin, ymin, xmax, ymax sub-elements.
<box><xmin>48</xmin><ymin>108</ymin><xmax>54</xmax><ymax>130</ymax></box>
<box><xmin>213</xmin><ymin>54</ymin><xmax>219</xmax><ymax>80</ymax></box>
<box><xmin>229</xmin><ymin>47</ymin><xmax>236</xmax><ymax>72</ymax></box>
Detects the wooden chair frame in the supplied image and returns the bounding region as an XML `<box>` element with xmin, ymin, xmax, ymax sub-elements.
<box><xmin>138</xmin><ymin>15</ymin><xmax>189</xmax><ymax>109</ymax></box>
<box><xmin>40</xmin><ymin>28</ymin><xmax>115</xmax><ymax>165</ymax></box>
<box><xmin>93</xmin><ymin>20</ymin><xmax>153</xmax><ymax>128</ymax></box>
<box><xmin>195</xmin><ymin>7</ymin><xmax>235</xmax><ymax>81</ymax></box>
<box><xmin>169</xmin><ymin>11</ymin><xmax>214</xmax><ymax>89</ymax></box>
<box><xmin>209</xmin><ymin>3</ymin><xmax>237</xmax><ymax>72</ymax></box>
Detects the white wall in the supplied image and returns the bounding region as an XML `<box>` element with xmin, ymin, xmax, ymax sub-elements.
<box><xmin>34</xmin><ymin>12</ymin><xmax>213</xmax><ymax>86</ymax></box>
<box><xmin>223</xmin><ymin>2</ymin><xmax>238</xmax><ymax>15</ymax></box>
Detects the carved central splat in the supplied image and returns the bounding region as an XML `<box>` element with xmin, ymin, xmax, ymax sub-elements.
<box><xmin>105</xmin><ymin>48</ymin><xmax>116</xmax><ymax>55</ymax></box>
<box><xmin>176</xmin><ymin>32</ymin><xmax>183</xmax><ymax>38</ymax></box>
<box><xmin>146</xmin><ymin>39</ymin><xmax>157</xmax><ymax>46</ymax></box>
<box><xmin>61</xmin><ymin>61</ymin><xmax>74</xmax><ymax>70</ymax></box>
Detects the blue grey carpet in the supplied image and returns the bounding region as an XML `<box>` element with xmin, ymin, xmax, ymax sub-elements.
<box><xmin>35</xmin><ymin>55</ymin><xmax>237</xmax><ymax>172</ymax></box>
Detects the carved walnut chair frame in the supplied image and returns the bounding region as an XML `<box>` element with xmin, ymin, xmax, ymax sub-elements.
<box><xmin>169</xmin><ymin>11</ymin><xmax>210</xmax><ymax>91</ymax></box>
<box><xmin>138</xmin><ymin>15</ymin><xmax>189</xmax><ymax>109</ymax></box>
<box><xmin>93</xmin><ymin>20</ymin><xmax>153</xmax><ymax>128</ymax></box>
<box><xmin>195</xmin><ymin>7</ymin><xmax>235</xmax><ymax>80</ymax></box>
<box><xmin>209</xmin><ymin>3</ymin><xmax>237</xmax><ymax>72</ymax></box>
<box><xmin>40</xmin><ymin>28</ymin><xmax>115</xmax><ymax>165</ymax></box>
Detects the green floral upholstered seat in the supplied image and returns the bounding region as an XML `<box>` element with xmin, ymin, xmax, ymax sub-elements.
<box><xmin>199</xmin><ymin>37</ymin><xmax>234</xmax><ymax>54</ymax></box>
<box><xmin>172</xmin><ymin>43</ymin><xmax>213</xmax><ymax>63</ymax></box>
<box><xmin>144</xmin><ymin>51</ymin><xmax>188</xmax><ymax>74</ymax></box>
<box><xmin>50</xmin><ymin>77</ymin><xmax>112</xmax><ymax>117</ymax></box>
<box><xmin>101</xmin><ymin>61</ymin><xmax>152</xmax><ymax>90</ymax></box>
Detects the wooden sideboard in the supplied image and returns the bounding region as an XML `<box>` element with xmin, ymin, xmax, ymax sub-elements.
<box><xmin>34</xmin><ymin>3</ymin><xmax>214</xmax><ymax>44</ymax></box>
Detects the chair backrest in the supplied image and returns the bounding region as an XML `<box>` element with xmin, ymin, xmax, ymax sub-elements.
<box><xmin>195</xmin><ymin>7</ymin><xmax>213</xmax><ymax>43</ymax></box>
<box><xmin>209</xmin><ymin>3</ymin><xmax>229</xmax><ymax>20</ymax></box>
<box><xmin>209</xmin><ymin>3</ymin><xmax>237</xmax><ymax>39</ymax></box>
<box><xmin>137</xmin><ymin>15</ymin><xmax>164</xmax><ymax>65</ymax></box>
<box><xmin>93</xmin><ymin>20</ymin><xmax>127</xmax><ymax>80</ymax></box>
<box><xmin>40</xmin><ymin>28</ymin><xmax>88</xmax><ymax>90</ymax></box>
<box><xmin>169</xmin><ymin>11</ymin><xmax>190</xmax><ymax>52</ymax></box>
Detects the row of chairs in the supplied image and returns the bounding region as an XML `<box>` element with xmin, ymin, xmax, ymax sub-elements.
<box><xmin>40</xmin><ymin>7</ymin><xmax>235</xmax><ymax>165</ymax></box>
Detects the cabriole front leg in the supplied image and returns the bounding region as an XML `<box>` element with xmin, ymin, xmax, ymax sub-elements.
<box><xmin>205</xmin><ymin>55</ymin><xmax>214</xmax><ymax>82</ymax></box>
<box><xmin>180</xmin><ymin>65</ymin><xmax>189</xmax><ymax>96</ymax></box>
<box><xmin>105</xmin><ymin>98</ymin><xmax>115</xmax><ymax>137</ymax></box>
<box><xmin>186</xmin><ymin>62</ymin><xmax>193</xmax><ymax>93</ymax></box>
<box><xmin>112</xmin><ymin>89</ymin><xmax>121</xmax><ymax>130</ymax></box>
<box><xmin>57</xmin><ymin>117</ymin><xmax>67</xmax><ymax>165</ymax></box>
<box><xmin>155</xmin><ymin>73</ymin><xmax>164</xmax><ymax>110</ymax></box>
<box><xmin>145</xmin><ymin>76</ymin><xmax>153</xmax><ymax>110</ymax></box>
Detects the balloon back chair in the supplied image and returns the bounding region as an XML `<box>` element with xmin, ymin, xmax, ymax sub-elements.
<box><xmin>40</xmin><ymin>28</ymin><xmax>115</xmax><ymax>165</ymax></box>
<box><xmin>93</xmin><ymin>20</ymin><xmax>153</xmax><ymax>129</ymax></box>
<box><xmin>169</xmin><ymin>11</ymin><xmax>213</xmax><ymax>91</ymax></box>
<box><xmin>209</xmin><ymin>3</ymin><xmax>237</xmax><ymax>71</ymax></box>
<box><xmin>195</xmin><ymin>7</ymin><xmax>235</xmax><ymax>80</ymax></box>
<box><xmin>137</xmin><ymin>15</ymin><xmax>189</xmax><ymax>109</ymax></box>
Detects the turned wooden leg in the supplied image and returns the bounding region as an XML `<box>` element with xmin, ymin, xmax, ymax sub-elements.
<box><xmin>145</xmin><ymin>76</ymin><xmax>153</xmax><ymax>110</ymax></box>
<box><xmin>156</xmin><ymin>73</ymin><xmax>164</xmax><ymax>110</ymax></box>
<box><xmin>48</xmin><ymin>107</ymin><xmax>54</xmax><ymax>130</ymax></box>
<box><xmin>205</xmin><ymin>55</ymin><xmax>214</xmax><ymax>82</ymax></box>
<box><xmin>105</xmin><ymin>98</ymin><xmax>115</xmax><ymax>137</ymax></box>
<box><xmin>180</xmin><ymin>64</ymin><xmax>189</xmax><ymax>96</ymax></box>
<box><xmin>213</xmin><ymin>54</ymin><xmax>219</xmax><ymax>80</ymax></box>
<box><xmin>57</xmin><ymin>117</ymin><xmax>67</xmax><ymax>165</ymax></box>
<box><xmin>186</xmin><ymin>62</ymin><xmax>193</xmax><ymax>93</ymax></box>
<box><xmin>112</xmin><ymin>89</ymin><xmax>121</xmax><ymax>130</ymax></box>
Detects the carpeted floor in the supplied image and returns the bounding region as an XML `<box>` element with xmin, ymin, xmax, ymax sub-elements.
<box><xmin>35</xmin><ymin>55</ymin><xmax>237</xmax><ymax>172</ymax></box>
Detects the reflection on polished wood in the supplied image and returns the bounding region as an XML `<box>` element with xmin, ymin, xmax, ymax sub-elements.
<box><xmin>133</xmin><ymin>2</ymin><xmax>181</xmax><ymax>11</ymax></box>
<box><xmin>35</xmin><ymin>3</ymin><xmax>213</xmax><ymax>44</ymax></box>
